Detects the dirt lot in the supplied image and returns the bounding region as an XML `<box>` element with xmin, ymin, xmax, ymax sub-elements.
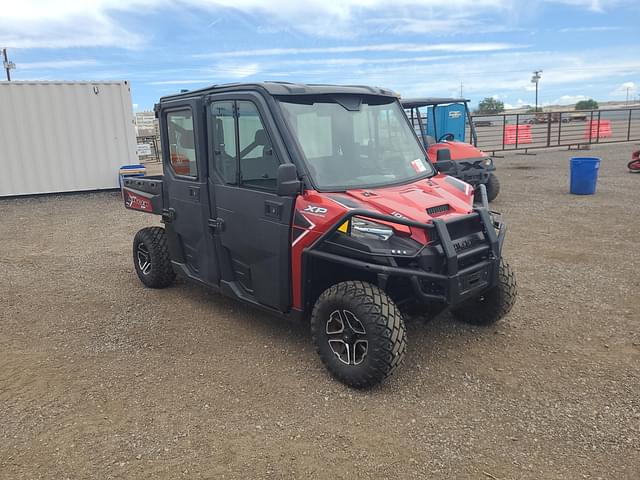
<box><xmin>1</xmin><ymin>143</ymin><xmax>639</xmax><ymax>479</ymax></box>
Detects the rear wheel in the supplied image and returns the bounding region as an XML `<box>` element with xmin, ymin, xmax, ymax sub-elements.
<box><xmin>485</xmin><ymin>173</ymin><xmax>500</xmax><ymax>202</ymax></box>
<box><xmin>133</xmin><ymin>227</ymin><xmax>176</xmax><ymax>289</ymax></box>
<box><xmin>452</xmin><ymin>259</ymin><xmax>516</xmax><ymax>326</ymax></box>
<box><xmin>310</xmin><ymin>281</ymin><xmax>406</xmax><ymax>389</ymax></box>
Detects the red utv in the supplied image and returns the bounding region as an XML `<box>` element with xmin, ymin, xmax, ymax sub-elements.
<box><xmin>629</xmin><ymin>149</ymin><xmax>640</xmax><ymax>172</ymax></box>
<box><xmin>122</xmin><ymin>82</ymin><xmax>517</xmax><ymax>388</ymax></box>
<box><xmin>402</xmin><ymin>98</ymin><xmax>500</xmax><ymax>202</ymax></box>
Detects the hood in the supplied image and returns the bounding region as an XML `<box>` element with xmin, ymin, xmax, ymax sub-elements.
<box><xmin>330</xmin><ymin>174</ymin><xmax>474</xmax><ymax>224</ymax></box>
<box><xmin>428</xmin><ymin>141</ymin><xmax>487</xmax><ymax>161</ymax></box>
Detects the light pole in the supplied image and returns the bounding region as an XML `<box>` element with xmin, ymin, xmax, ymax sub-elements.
<box><xmin>531</xmin><ymin>70</ymin><xmax>542</xmax><ymax>112</ymax></box>
<box><xmin>2</xmin><ymin>48</ymin><xmax>16</xmax><ymax>81</ymax></box>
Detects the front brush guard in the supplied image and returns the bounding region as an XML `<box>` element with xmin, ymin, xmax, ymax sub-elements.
<box><xmin>304</xmin><ymin>207</ymin><xmax>505</xmax><ymax>306</ymax></box>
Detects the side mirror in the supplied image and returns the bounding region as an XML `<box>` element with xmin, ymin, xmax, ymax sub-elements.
<box><xmin>276</xmin><ymin>163</ymin><xmax>301</xmax><ymax>197</ymax></box>
<box><xmin>434</xmin><ymin>148</ymin><xmax>454</xmax><ymax>172</ymax></box>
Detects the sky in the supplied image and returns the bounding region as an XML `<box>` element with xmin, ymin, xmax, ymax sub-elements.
<box><xmin>2</xmin><ymin>0</ymin><xmax>639</xmax><ymax>111</ymax></box>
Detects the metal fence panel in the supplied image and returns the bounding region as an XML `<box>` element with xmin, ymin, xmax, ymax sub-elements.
<box><xmin>470</xmin><ymin>108</ymin><xmax>640</xmax><ymax>154</ymax></box>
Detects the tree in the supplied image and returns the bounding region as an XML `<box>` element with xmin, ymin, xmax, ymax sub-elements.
<box><xmin>477</xmin><ymin>97</ymin><xmax>505</xmax><ymax>114</ymax></box>
<box><xmin>575</xmin><ymin>99</ymin><xmax>599</xmax><ymax>110</ymax></box>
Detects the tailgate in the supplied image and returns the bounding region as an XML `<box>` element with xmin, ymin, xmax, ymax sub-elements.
<box><xmin>122</xmin><ymin>176</ymin><xmax>163</xmax><ymax>214</ymax></box>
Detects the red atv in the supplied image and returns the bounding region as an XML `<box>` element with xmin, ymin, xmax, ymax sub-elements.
<box><xmin>402</xmin><ymin>98</ymin><xmax>500</xmax><ymax>201</ymax></box>
<box><xmin>629</xmin><ymin>149</ymin><xmax>640</xmax><ymax>173</ymax></box>
<box><xmin>123</xmin><ymin>82</ymin><xmax>517</xmax><ymax>388</ymax></box>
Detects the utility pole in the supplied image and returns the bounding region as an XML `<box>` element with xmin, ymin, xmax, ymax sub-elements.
<box><xmin>2</xmin><ymin>48</ymin><xmax>16</xmax><ymax>81</ymax></box>
<box><xmin>531</xmin><ymin>70</ymin><xmax>542</xmax><ymax>112</ymax></box>
<box><xmin>626</xmin><ymin>86</ymin><xmax>630</xmax><ymax>106</ymax></box>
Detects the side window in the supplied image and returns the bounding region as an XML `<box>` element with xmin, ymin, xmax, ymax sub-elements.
<box><xmin>210</xmin><ymin>101</ymin><xmax>238</xmax><ymax>184</ymax></box>
<box><xmin>237</xmin><ymin>101</ymin><xmax>279</xmax><ymax>191</ymax></box>
<box><xmin>167</xmin><ymin>110</ymin><xmax>197</xmax><ymax>177</ymax></box>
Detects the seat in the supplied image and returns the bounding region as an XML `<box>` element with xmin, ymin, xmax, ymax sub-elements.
<box><xmin>240</xmin><ymin>129</ymin><xmax>279</xmax><ymax>186</ymax></box>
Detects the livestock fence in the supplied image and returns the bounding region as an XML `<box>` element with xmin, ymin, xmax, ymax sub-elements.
<box><xmin>135</xmin><ymin>135</ymin><xmax>161</xmax><ymax>163</ymax></box>
<box><xmin>469</xmin><ymin>107</ymin><xmax>640</xmax><ymax>154</ymax></box>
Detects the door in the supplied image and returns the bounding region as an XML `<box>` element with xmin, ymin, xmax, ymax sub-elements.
<box><xmin>436</xmin><ymin>103</ymin><xmax>466</xmax><ymax>142</ymax></box>
<box><xmin>161</xmin><ymin>101</ymin><xmax>219</xmax><ymax>286</ymax></box>
<box><xmin>207</xmin><ymin>95</ymin><xmax>294</xmax><ymax>311</ymax></box>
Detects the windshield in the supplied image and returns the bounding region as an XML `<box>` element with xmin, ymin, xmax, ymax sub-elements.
<box><xmin>278</xmin><ymin>96</ymin><xmax>433</xmax><ymax>190</ymax></box>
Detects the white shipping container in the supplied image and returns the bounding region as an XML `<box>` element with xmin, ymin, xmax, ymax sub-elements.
<box><xmin>0</xmin><ymin>81</ymin><xmax>137</xmax><ymax>196</ymax></box>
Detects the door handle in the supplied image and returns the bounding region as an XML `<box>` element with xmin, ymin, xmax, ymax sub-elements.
<box><xmin>188</xmin><ymin>186</ymin><xmax>200</xmax><ymax>200</ymax></box>
<box><xmin>208</xmin><ymin>217</ymin><xmax>225</xmax><ymax>232</ymax></box>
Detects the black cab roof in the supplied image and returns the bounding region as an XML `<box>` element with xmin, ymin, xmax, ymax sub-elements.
<box><xmin>159</xmin><ymin>81</ymin><xmax>399</xmax><ymax>103</ymax></box>
<box><xmin>401</xmin><ymin>97</ymin><xmax>470</xmax><ymax>108</ymax></box>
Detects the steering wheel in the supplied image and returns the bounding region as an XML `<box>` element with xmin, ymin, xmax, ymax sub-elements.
<box><xmin>437</xmin><ymin>133</ymin><xmax>455</xmax><ymax>142</ymax></box>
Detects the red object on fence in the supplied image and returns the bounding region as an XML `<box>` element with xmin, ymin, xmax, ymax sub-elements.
<box><xmin>504</xmin><ymin>124</ymin><xmax>532</xmax><ymax>145</ymax></box>
<box><xmin>585</xmin><ymin>120</ymin><xmax>612</xmax><ymax>139</ymax></box>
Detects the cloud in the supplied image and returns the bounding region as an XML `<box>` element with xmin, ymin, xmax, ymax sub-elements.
<box><xmin>17</xmin><ymin>59</ymin><xmax>99</xmax><ymax>70</ymax></box>
<box><xmin>543</xmin><ymin>0</ymin><xmax>635</xmax><ymax>12</ymax></box>
<box><xmin>148</xmin><ymin>79</ymin><xmax>213</xmax><ymax>85</ymax></box>
<box><xmin>559</xmin><ymin>26</ymin><xmax>623</xmax><ymax>32</ymax></box>
<box><xmin>266</xmin><ymin>48</ymin><xmax>640</xmax><ymax>101</ymax></box>
<box><xmin>1</xmin><ymin>0</ymin><xmax>631</xmax><ymax>50</ymax></box>
<box><xmin>187</xmin><ymin>0</ymin><xmax>515</xmax><ymax>37</ymax></box>
<box><xmin>550</xmin><ymin>94</ymin><xmax>587</xmax><ymax>105</ymax></box>
<box><xmin>543</xmin><ymin>0</ymin><xmax>605</xmax><ymax>12</ymax></box>
<box><xmin>216</xmin><ymin>62</ymin><xmax>261</xmax><ymax>78</ymax></box>
<box><xmin>3</xmin><ymin>1</ymin><xmax>508</xmax><ymax>48</ymax></box>
<box><xmin>195</xmin><ymin>42</ymin><xmax>522</xmax><ymax>59</ymax></box>
<box><xmin>146</xmin><ymin>47</ymin><xmax>640</xmax><ymax>102</ymax></box>
<box><xmin>0</xmin><ymin>1</ymin><xmax>147</xmax><ymax>49</ymax></box>
<box><xmin>610</xmin><ymin>81</ymin><xmax>637</xmax><ymax>97</ymax></box>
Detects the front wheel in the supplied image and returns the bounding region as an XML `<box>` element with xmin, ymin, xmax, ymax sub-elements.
<box><xmin>485</xmin><ymin>173</ymin><xmax>500</xmax><ymax>202</ymax></box>
<box><xmin>310</xmin><ymin>281</ymin><xmax>406</xmax><ymax>389</ymax></box>
<box><xmin>133</xmin><ymin>227</ymin><xmax>176</xmax><ymax>289</ymax></box>
<box><xmin>451</xmin><ymin>259</ymin><xmax>517</xmax><ymax>326</ymax></box>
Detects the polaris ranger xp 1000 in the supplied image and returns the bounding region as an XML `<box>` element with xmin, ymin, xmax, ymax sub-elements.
<box><xmin>123</xmin><ymin>82</ymin><xmax>517</xmax><ymax>388</ymax></box>
<box><xmin>402</xmin><ymin>98</ymin><xmax>500</xmax><ymax>202</ymax></box>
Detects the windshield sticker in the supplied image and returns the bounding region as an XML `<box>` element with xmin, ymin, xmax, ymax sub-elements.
<box><xmin>411</xmin><ymin>159</ymin><xmax>427</xmax><ymax>173</ymax></box>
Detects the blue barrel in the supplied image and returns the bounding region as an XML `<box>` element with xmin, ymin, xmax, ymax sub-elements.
<box><xmin>569</xmin><ymin>157</ymin><xmax>600</xmax><ymax>195</ymax></box>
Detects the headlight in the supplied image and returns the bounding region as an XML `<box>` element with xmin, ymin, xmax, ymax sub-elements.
<box><xmin>350</xmin><ymin>217</ymin><xmax>394</xmax><ymax>241</ymax></box>
<box><xmin>483</xmin><ymin>158</ymin><xmax>493</xmax><ymax>167</ymax></box>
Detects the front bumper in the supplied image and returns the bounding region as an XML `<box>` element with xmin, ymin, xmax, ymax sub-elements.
<box><xmin>305</xmin><ymin>207</ymin><xmax>505</xmax><ymax>307</ymax></box>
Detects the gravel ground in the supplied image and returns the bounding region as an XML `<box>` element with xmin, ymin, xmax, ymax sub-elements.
<box><xmin>1</xmin><ymin>143</ymin><xmax>639</xmax><ymax>479</ymax></box>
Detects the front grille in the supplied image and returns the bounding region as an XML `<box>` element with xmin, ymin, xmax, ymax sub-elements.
<box><xmin>446</xmin><ymin>216</ymin><xmax>483</xmax><ymax>240</ymax></box>
<box><xmin>427</xmin><ymin>204</ymin><xmax>450</xmax><ymax>216</ymax></box>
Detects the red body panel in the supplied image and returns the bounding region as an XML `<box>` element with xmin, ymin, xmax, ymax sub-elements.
<box><xmin>629</xmin><ymin>149</ymin><xmax>640</xmax><ymax>172</ymax></box>
<box><xmin>290</xmin><ymin>174</ymin><xmax>475</xmax><ymax>309</ymax></box>
<box><xmin>427</xmin><ymin>141</ymin><xmax>488</xmax><ymax>161</ymax></box>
